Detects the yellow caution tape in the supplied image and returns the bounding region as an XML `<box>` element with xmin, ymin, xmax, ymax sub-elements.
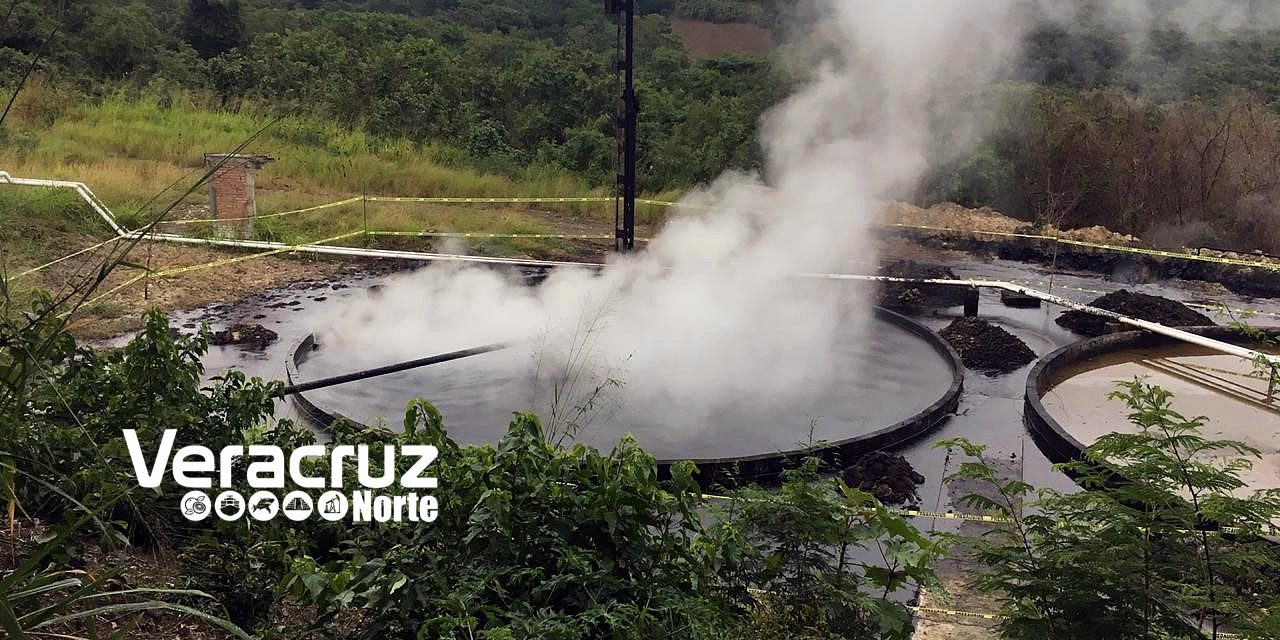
<box><xmin>893</xmin><ymin>508</ymin><xmax>1013</xmax><ymax>524</ymax></box>
<box><xmin>751</xmin><ymin>587</ymin><xmax>1243</xmax><ymax>636</ymax></box>
<box><xmin>910</xmin><ymin>605</ymin><xmax>1002</xmax><ymax>620</ymax></box>
<box><xmin>136</xmin><ymin>191</ymin><xmax>1280</xmax><ymax>272</ymax></box>
<box><xmin>73</xmin><ymin>230</ymin><xmax>363</xmax><ymax>312</ymax></box>
<box><xmin>886</xmin><ymin>222</ymin><xmax>1280</xmax><ymax>271</ymax></box>
<box><xmin>701</xmin><ymin>494</ymin><xmax>1276</xmax><ymax>536</ymax></box>
<box><xmin>702</xmin><ymin>493</ymin><xmax>1016</xmax><ymax>524</ymax></box>
<box><xmin>1005</xmin><ymin>278</ymin><xmax>1280</xmax><ymax>319</ymax></box>
<box><xmin>365</xmin><ymin>196</ymin><xmax>614</xmax><ymax>204</ymax></box>
<box><xmin>158</xmin><ymin>197</ymin><xmax>364</xmax><ymax>225</ymax></box>
<box><xmin>366</xmin><ymin>230</ymin><xmax>652</xmax><ymax>242</ymax></box>
<box><xmin>5</xmin><ymin>236</ymin><xmax>124</xmax><ymax>282</ymax></box>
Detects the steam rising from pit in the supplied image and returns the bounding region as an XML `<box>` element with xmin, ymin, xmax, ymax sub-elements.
<box><xmin>318</xmin><ymin>1</ymin><xmax>1030</xmax><ymax>435</ymax></box>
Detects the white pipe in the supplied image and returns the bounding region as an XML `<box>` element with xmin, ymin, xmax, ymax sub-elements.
<box><xmin>0</xmin><ymin>172</ymin><xmax>127</xmax><ymax>236</ymax></box>
<box><xmin>4</xmin><ymin>171</ymin><xmax>1277</xmax><ymax>367</ymax></box>
<box><xmin>145</xmin><ymin>232</ymin><xmax>600</xmax><ymax>269</ymax></box>
<box><xmin>806</xmin><ymin>274</ymin><xmax>1280</xmax><ymax>367</ymax></box>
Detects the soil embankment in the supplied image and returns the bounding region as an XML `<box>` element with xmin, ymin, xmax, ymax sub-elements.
<box><xmin>670</xmin><ymin>18</ymin><xmax>775</xmax><ymax>59</ymax></box>
<box><xmin>883</xmin><ymin>202</ymin><xmax>1280</xmax><ymax>299</ymax></box>
<box><xmin>1056</xmin><ymin>290</ymin><xmax>1215</xmax><ymax>337</ymax></box>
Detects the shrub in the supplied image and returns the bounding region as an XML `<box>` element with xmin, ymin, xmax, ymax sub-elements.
<box><xmin>941</xmin><ymin>379</ymin><xmax>1280</xmax><ymax>639</ymax></box>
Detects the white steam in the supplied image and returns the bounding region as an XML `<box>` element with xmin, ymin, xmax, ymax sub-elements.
<box><xmin>317</xmin><ymin>1</ymin><xmax>1030</xmax><ymax>436</ymax></box>
<box><xmin>1039</xmin><ymin>0</ymin><xmax>1280</xmax><ymax>42</ymax></box>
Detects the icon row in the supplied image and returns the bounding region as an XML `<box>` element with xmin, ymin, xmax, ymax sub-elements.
<box><xmin>181</xmin><ymin>490</ymin><xmax>349</xmax><ymax>522</ymax></box>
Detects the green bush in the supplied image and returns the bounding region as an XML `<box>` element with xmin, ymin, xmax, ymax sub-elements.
<box><xmin>942</xmin><ymin>379</ymin><xmax>1280</xmax><ymax>639</ymax></box>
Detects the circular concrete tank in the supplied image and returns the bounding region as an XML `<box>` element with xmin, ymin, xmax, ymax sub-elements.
<box><xmin>1026</xmin><ymin>327</ymin><xmax>1280</xmax><ymax>494</ymax></box>
<box><xmin>288</xmin><ymin>306</ymin><xmax>963</xmax><ymax>485</ymax></box>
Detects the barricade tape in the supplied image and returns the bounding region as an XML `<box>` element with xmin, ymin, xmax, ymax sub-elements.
<box><xmin>366</xmin><ymin>195</ymin><xmax>615</xmax><ymax>204</ymax></box>
<box><xmin>366</xmin><ymin>230</ymin><xmax>652</xmax><ymax>242</ymax></box>
<box><xmin>156</xmin><ymin>196</ymin><xmax>363</xmax><ymax>225</ymax></box>
<box><xmin>4</xmin><ymin>236</ymin><xmax>124</xmax><ymax>283</ymax></box>
<box><xmin>71</xmin><ymin>230</ymin><xmax>364</xmax><ymax>312</ymax></box>
<box><xmin>700</xmin><ymin>494</ymin><xmax>1275</xmax><ymax>536</ymax></box>
<box><xmin>5</xmin><ymin>171</ymin><xmax>1280</xmax><ymax>285</ymax></box>
<box><xmin>747</xmin><ymin>588</ymin><xmax>1246</xmax><ymax>636</ymax></box>
<box><xmin>1003</xmin><ymin>279</ymin><xmax>1280</xmax><ymax>320</ymax></box>
<box><xmin>907</xmin><ymin>603</ymin><xmax>1245</xmax><ymax>637</ymax></box>
<box><xmin>149</xmin><ymin>192</ymin><xmax>1280</xmax><ymax>272</ymax></box>
<box><xmin>886</xmin><ymin>222</ymin><xmax>1280</xmax><ymax>272</ymax></box>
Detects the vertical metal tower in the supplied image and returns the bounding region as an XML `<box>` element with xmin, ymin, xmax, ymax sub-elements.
<box><xmin>606</xmin><ymin>0</ymin><xmax>638</xmax><ymax>252</ymax></box>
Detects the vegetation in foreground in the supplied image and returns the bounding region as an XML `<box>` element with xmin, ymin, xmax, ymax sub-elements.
<box><xmin>4</xmin><ymin>253</ymin><xmax>1280</xmax><ymax>638</ymax></box>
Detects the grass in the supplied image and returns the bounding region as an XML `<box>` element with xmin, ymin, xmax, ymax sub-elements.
<box><xmin>1</xmin><ymin>83</ymin><xmax>682</xmax><ymax>260</ymax></box>
<box><xmin>0</xmin><ymin>188</ymin><xmax>108</xmax><ymax>264</ymax></box>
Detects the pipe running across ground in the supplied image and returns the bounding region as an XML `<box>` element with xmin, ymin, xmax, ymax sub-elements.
<box><xmin>4</xmin><ymin>171</ymin><xmax>1277</xmax><ymax>370</ymax></box>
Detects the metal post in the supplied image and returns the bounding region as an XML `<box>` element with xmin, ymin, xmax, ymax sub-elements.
<box><xmin>607</xmin><ymin>0</ymin><xmax>637</xmax><ymax>252</ymax></box>
<box><xmin>963</xmin><ymin>286</ymin><xmax>979</xmax><ymax>317</ymax></box>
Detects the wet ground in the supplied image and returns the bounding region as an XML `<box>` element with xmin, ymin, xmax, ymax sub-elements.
<box><xmin>169</xmin><ymin>254</ymin><xmax>1280</xmax><ymax>498</ymax></box>
<box><xmin>161</xmin><ymin>251</ymin><xmax>1280</xmax><ymax>637</ymax></box>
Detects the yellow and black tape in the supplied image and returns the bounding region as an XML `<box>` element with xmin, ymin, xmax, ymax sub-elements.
<box><xmin>910</xmin><ymin>605</ymin><xmax>1002</xmax><ymax>621</ymax></box>
<box><xmin>886</xmin><ymin>222</ymin><xmax>1280</xmax><ymax>272</ymax></box>
<box><xmin>159</xmin><ymin>197</ymin><xmax>363</xmax><ymax>225</ymax></box>
<box><xmin>133</xmin><ymin>192</ymin><xmax>1280</xmax><ymax>272</ymax></box>
<box><xmin>5</xmin><ymin>235</ymin><xmax>124</xmax><ymax>282</ymax></box>
<box><xmin>366</xmin><ymin>195</ymin><xmax>617</xmax><ymax>204</ymax></box>
<box><xmin>752</xmin><ymin>587</ymin><xmax>1244</xmax><ymax>636</ymax></box>
<box><xmin>366</xmin><ymin>230</ymin><xmax>652</xmax><ymax>242</ymax></box>
<box><xmin>72</xmin><ymin>230</ymin><xmax>364</xmax><ymax>312</ymax></box>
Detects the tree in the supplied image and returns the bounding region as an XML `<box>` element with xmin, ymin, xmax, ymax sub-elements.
<box><xmin>940</xmin><ymin>380</ymin><xmax>1280</xmax><ymax>639</ymax></box>
<box><xmin>181</xmin><ymin>0</ymin><xmax>244</xmax><ymax>59</ymax></box>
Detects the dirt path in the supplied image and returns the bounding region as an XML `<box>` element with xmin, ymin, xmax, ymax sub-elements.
<box><xmin>911</xmin><ymin>457</ymin><xmax>1024</xmax><ymax>640</ymax></box>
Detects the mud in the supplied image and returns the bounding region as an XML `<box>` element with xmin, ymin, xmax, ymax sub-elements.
<box><xmin>1056</xmin><ymin>290</ymin><xmax>1214</xmax><ymax>337</ymax></box>
<box><xmin>209</xmin><ymin>323</ymin><xmax>279</xmax><ymax>350</ymax></box>
<box><xmin>877</xmin><ymin>260</ymin><xmax>970</xmax><ymax>312</ymax></box>
<box><xmin>892</xmin><ymin>229</ymin><xmax>1280</xmax><ymax>299</ymax></box>
<box><xmin>940</xmin><ymin>317</ymin><xmax>1036</xmax><ymax>374</ymax></box>
<box><xmin>839</xmin><ymin>451</ymin><xmax>926</xmax><ymax>505</ymax></box>
<box><xmin>999</xmin><ymin>290</ymin><xmax>1040</xmax><ymax>308</ymax></box>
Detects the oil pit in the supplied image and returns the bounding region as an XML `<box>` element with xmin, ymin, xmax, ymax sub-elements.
<box><xmin>288</xmin><ymin>305</ymin><xmax>962</xmax><ymax>482</ymax></box>
<box><xmin>1028</xmin><ymin>329</ymin><xmax>1280</xmax><ymax>494</ymax></box>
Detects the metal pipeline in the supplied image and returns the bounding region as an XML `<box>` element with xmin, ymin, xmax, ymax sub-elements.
<box><xmin>277</xmin><ymin>342</ymin><xmax>509</xmax><ymax>396</ymax></box>
<box><xmin>805</xmin><ymin>274</ymin><xmax>1280</xmax><ymax>367</ymax></box>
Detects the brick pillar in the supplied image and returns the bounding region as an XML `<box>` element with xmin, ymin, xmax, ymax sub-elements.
<box><xmin>204</xmin><ymin>154</ymin><xmax>273</xmax><ymax>238</ymax></box>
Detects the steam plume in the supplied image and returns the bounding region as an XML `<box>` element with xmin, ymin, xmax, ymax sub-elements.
<box><xmin>316</xmin><ymin>1</ymin><xmax>1030</xmax><ymax>437</ymax></box>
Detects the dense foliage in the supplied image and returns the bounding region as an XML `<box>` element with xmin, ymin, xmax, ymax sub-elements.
<box><xmin>1</xmin><ymin>0</ymin><xmax>787</xmax><ymax>191</ymax></box>
<box><xmin>942</xmin><ymin>379</ymin><xmax>1280</xmax><ymax>639</ymax></box>
<box><xmin>10</xmin><ymin>1</ymin><xmax>1280</xmax><ymax>250</ymax></box>
<box><xmin>919</xmin><ymin>7</ymin><xmax>1280</xmax><ymax>253</ymax></box>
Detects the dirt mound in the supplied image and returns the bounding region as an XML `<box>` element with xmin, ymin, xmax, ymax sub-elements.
<box><xmin>210</xmin><ymin>323</ymin><xmax>279</xmax><ymax>350</ymax></box>
<box><xmin>877</xmin><ymin>260</ymin><xmax>970</xmax><ymax>311</ymax></box>
<box><xmin>940</xmin><ymin>318</ymin><xmax>1036</xmax><ymax>374</ymax></box>
<box><xmin>884</xmin><ymin>202</ymin><xmax>1141</xmax><ymax>246</ymax></box>
<box><xmin>840</xmin><ymin>451</ymin><xmax>925</xmax><ymax>505</ymax></box>
<box><xmin>1056</xmin><ymin>290</ymin><xmax>1214</xmax><ymax>337</ymax></box>
<box><xmin>670</xmin><ymin>18</ymin><xmax>775</xmax><ymax>59</ymax></box>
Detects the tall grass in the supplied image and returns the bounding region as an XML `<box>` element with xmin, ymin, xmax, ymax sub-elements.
<box><xmin>1</xmin><ymin>85</ymin><xmax>609</xmax><ymax>211</ymax></box>
<box><xmin>2</xmin><ymin>84</ymin><xmax>684</xmax><ymax>258</ymax></box>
